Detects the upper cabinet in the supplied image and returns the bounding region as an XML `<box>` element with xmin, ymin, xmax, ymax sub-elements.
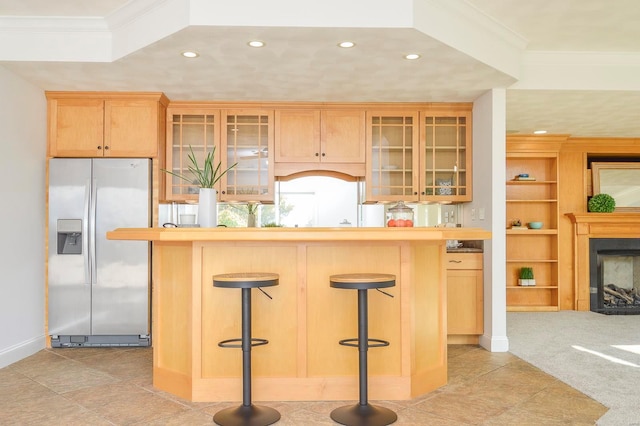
<box><xmin>46</xmin><ymin>92</ymin><xmax>168</xmax><ymax>158</ymax></box>
<box><xmin>165</xmin><ymin>106</ymin><xmax>274</xmax><ymax>202</ymax></box>
<box><xmin>420</xmin><ymin>107</ymin><xmax>472</xmax><ymax>202</ymax></box>
<box><xmin>274</xmin><ymin>108</ymin><xmax>366</xmax><ymax>176</ymax></box>
<box><xmin>365</xmin><ymin>104</ymin><xmax>472</xmax><ymax>203</ymax></box>
<box><xmin>366</xmin><ymin>110</ymin><xmax>420</xmax><ymax>201</ymax></box>
<box><xmin>220</xmin><ymin>109</ymin><xmax>274</xmax><ymax>203</ymax></box>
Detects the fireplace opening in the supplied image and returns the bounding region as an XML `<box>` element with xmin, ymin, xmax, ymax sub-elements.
<box><xmin>590</xmin><ymin>238</ymin><xmax>640</xmax><ymax>315</ymax></box>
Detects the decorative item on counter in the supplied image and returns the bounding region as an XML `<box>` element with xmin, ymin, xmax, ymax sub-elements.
<box><xmin>386</xmin><ymin>201</ymin><xmax>414</xmax><ymax>227</ymax></box>
<box><xmin>518</xmin><ymin>267</ymin><xmax>536</xmax><ymax>286</ymax></box>
<box><xmin>514</xmin><ymin>173</ymin><xmax>536</xmax><ymax>181</ymax></box>
<box><xmin>510</xmin><ymin>218</ymin><xmax>523</xmax><ymax>229</ymax></box>
<box><xmin>588</xmin><ymin>193</ymin><xmax>616</xmax><ymax>213</ymax></box>
<box><xmin>339</xmin><ymin>219</ymin><xmax>352</xmax><ymax>227</ymax></box>
<box><xmin>528</xmin><ymin>221</ymin><xmax>543</xmax><ymax>229</ymax></box>
<box><xmin>161</xmin><ymin>145</ymin><xmax>237</xmax><ymax>227</ymax></box>
<box><xmin>246</xmin><ymin>203</ymin><xmax>258</xmax><ymax>227</ymax></box>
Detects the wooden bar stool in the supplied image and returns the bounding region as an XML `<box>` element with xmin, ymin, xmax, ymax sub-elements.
<box><xmin>329</xmin><ymin>273</ymin><xmax>397</xmax><ymax>426</ymax></box>
<box><xmin>212</xmin><ymin>272</ymin><xmax>280</xmax><ymax>426</ymax></box>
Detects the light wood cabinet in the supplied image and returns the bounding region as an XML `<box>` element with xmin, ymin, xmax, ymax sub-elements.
<box><xmin>274</xmin><ymin>109</ymin><xmax>365</xmax><ymax>176</ymax></box>
<box><xmin>365</xmin><ymin>105</ymin><xmax>472</xmax><ymax>203</ymax></box>
<box><xmin>46</xmin><ymin>92</ymin><xmax>167</xmax><ymax>158</ymax></box>
<box><xmin>446</xmin><ymin>253</ymin><xmax>483</xmax><ymax>341</ymax></box>
<box><xmin>220</xmin><ymin>109</ymin><xmax>274</xmax><ymax>202</ymax></box>
<box><xmin>506</xmin><ymin>149</ymin><xmax>560</xmax><ymax>311</ymax></box>
<box><xmin>165</xmin><ymin>106</ymin><xmax>275</xmax><ymax>202</ymax></box>
<box><xmin>420</xmin><ymin>108</ymin><xmax>472</xmax><ymax>202</ymax></box>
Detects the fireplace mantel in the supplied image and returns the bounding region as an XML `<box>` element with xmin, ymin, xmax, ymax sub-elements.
<box><xmin>567</xmin><ymin>213</ymin><xmax>640</xmax><ymax>310</ymax></box>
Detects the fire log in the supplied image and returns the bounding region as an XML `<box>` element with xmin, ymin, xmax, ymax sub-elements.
<box><xmin>604</xmin><ymin>286</ymin><xmax>634</xmax><ymax>304</ymax></box>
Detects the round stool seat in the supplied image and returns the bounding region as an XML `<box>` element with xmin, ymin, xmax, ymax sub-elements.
<box><xmin>213</xmin><ymin>272</ymin><xmax>279</xmax><ymax>289</ymax></box>
<box><xmin>330</xmin><ymin>273</ymin><xmax>396</xmax><ymax>290</ymax></box>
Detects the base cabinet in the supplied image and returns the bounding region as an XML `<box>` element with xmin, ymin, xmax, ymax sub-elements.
<box><xmin>446</xmin><ymin>253</ymin><xmax>483</xmax><ymax>343</ymax></box>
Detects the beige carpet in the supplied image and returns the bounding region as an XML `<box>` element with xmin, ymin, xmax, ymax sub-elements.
<box><xmin>507</xmin><ymin>311</ymin><xmax>640</xmax><ymax>425</ymax></box>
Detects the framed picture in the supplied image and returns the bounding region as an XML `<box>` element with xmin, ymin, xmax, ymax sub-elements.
<box><xmin>592</xmin><ymin>162</ymin><xmax>640</xmax><ymax>212</ymax></box>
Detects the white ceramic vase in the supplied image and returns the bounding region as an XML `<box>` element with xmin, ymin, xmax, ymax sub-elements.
<box><xmin>198</xmin><ymin>188</ymin><xmax>217</xmax><ymax>227</ymax></box>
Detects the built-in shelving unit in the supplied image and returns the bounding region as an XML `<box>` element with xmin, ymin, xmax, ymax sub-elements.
<box><xmin>506</xmin><ymin>151</ymin><xmax>559</xmax><ymax>311</ymax></box>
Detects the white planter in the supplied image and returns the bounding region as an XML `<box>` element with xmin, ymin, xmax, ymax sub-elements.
<box><xmin>198</xmin><ymin>188</ymin><xmax>218</xmax><ymax>227</ymax></box>
<box><xmin>518</xmin><ymin>279</ymin><xmax>536</xmax><ymax>287</ymax></box>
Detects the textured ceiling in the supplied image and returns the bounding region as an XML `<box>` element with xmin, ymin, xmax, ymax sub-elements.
<box><xmin>2</xmin><ymin>0</ymin><xmax>640</xmax><ymax>138</ymax></box>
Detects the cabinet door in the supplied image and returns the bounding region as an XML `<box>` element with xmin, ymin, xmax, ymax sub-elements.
<box><xmin>48</xmin><ymin>98</ymin><xmax>104</xmax><ymax>157</ymax></box>
<box><xmin>321</xmin><ymin>110</ymin><xmax>365</xmax><ymax>163</ymax></box>
<box><xmin>420</xmin><ymin>110</ymin><xmax>472</xmax><ymax>202</ymax></box>
<box><xmin>365</xmin><ymin>111</ymin><xmax>419</xmax><ymax>202</ymax></box>
<box><xmin>447</xmin><ymin>269</ymin><xmax>483</xmax><ymax>335</ymax></box>
<box><xmin>275</xmin><ymin>110</ymin><xmax>321</xmax><ymax>163</ymax></box>
<box><xmin>165</xmin><ymin>109</ymin><xmax>221</xmax><ymax>201</ymax></box>
<box><xmin>104</xmin><ymin>100</ymin><xmax>159</xmax><ymax>157</ymax></box>
<box><xmin>220</xmin><ymin>110</ymin><xmax>274</xmax><ymax>202</ymax></box>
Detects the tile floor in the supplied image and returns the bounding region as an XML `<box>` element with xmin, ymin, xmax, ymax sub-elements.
<box><xmin>0</xmin><ymin>345</ymin><xmax>607</xmax><ymax>425</ymax></box>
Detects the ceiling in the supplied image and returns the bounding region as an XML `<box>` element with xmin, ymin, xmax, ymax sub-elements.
<box><xmin>1</xmin><ymin>0</ymin><xmax>639</xmax><ymax>138</ymax></box>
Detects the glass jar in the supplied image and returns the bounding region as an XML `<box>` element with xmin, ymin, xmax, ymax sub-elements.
<box><xmin>386</xmin><ymin>201</ymin><xmax>414</xmax><ymax>227</ymax></box>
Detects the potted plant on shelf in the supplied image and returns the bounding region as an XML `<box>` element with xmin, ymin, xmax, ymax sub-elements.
<box><xmin>518</xmin><ymin>267</ymin><xmax>535</xmax><ymax>287</ymax></box>
<box><xmin>588</xmin><ymin>193</ymin><xmax>616</xmax><ymax>213</ymax></box>
<box><xmin>162</xmin><ymin>145</ymin><xmax>237</xmax><ymax>227</ymax></box>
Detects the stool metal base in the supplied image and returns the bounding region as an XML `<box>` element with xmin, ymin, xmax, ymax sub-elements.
<box><xmin>213</xmin><ymin>404</ymin><xmax>281</xmax><ymax>426</ymax></box>
<box><xmin>330</xmin><ymin>403</ymin><xmax>397</xmax><ymax>426</ymax></box>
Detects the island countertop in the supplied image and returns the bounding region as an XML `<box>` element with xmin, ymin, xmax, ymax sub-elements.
<box><xmin>107</xmin><ymin>226</ymin><xmax>491</xmax><ymax>242</ymax></box>
<box><xmin>108</xmin><ymin>226</ymin><xmax>491</xmax><ymax>402</ymax></box>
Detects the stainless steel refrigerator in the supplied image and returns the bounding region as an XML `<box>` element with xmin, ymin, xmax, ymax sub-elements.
<box><xmin>48</xmin><ymin>158</ymin><xmax>151</xmax><ymax>347</ymax></box>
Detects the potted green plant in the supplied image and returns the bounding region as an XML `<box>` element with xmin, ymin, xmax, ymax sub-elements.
<box><xmin>162</xmin><ymin>145</ymin><xmax>237</xmax><ymax>227</ymax></box>
<box><xmin>588</xmin><ymin>193</ymin><xmax>616</xmax><ymax>213</ymax></box>
<box><xmin>518</xmin><ymin>267</ymin><xmax>535</xmax><ymax>286</ymax></box>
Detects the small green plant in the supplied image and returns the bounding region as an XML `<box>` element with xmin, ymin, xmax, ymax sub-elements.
<box><xmin>262</xmin><ymin>222</ymin><xmax>283</xmax><ymax>227</ymax></box>
<box><xmin>519</xmin><ymin>267</ymin><xmax>534</xmax><ymax>280</ymax></box>
<box><xmin>588</xmin><ymin>193</ymin><xmax>616</xmax><ymax>213</ymax></box>
<box><xmin>162</xmin><ymin>145</ymin><xmax>237</xmax><ymax>188</ymax></box>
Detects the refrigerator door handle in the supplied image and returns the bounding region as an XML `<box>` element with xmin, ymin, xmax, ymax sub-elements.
<box><xmin>83</xmin><ymin>178</ymin><xmax>91</xmax><ymax>285</ymax></box>
<box><xmin>89</xmin><ymin>177</ymin><xmax>98</xmax><ymax>286</ymax></box>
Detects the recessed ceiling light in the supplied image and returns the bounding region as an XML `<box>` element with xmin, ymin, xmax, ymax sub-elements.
<box><xmin>338</xmin><ymin>41</ymin><xmax>355</xmax><ymax>48</ymax></box>
<box><xmin>534</xmin><ymin>130</ymin><xmax>547</xmax><ymax>134</ymax></box>
<box><xmin>404</xmin><ymin>53</ymin><xmax>421</xmax><ymax>60</ymax></box>
<box><xmin>181</xmin><ymin>51</ymin><xmax>199</xmax><ymax>58</ymax></box>
<box><xmin>248</xmin><ymin>40</ymin><xmax>265</xmax><ymax>48</ymax></box>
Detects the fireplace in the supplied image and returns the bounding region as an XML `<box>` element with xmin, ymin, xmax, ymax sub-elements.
<box><xmin>589</xmin><ymin>238</ymin><xmax>640</xmax><ymax>315</ymax></box>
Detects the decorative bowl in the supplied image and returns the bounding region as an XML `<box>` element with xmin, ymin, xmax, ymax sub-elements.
<box><xmin>528</xmin><ymin>221</ymin><xmax>543</xmax><ymax>229</ymax></box>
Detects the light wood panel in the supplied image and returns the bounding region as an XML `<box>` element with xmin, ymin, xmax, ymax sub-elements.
<box><xmin>107</xmin><ymin>228</ymin><xmax>491</xmax><ymax>402</ymax></box>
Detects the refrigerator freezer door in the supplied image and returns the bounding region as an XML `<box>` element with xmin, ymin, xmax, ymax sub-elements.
<box><xmin>48</xmin><ymin>159</ymin><xmax>92</xmax><ymax>335</ymax></box>
<box><xmin>92</xmin><ymin>159</ymin><xmax>150</xmax><ymax>335</ymax></box>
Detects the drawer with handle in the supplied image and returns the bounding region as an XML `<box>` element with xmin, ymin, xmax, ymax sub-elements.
<box><xmin>445</xmin><ymin>253</ymin><xmax>482</xmax><ymax>270</ymax></box>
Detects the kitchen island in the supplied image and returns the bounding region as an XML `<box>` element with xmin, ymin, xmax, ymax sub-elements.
<box><xmin>107</xmin><ymin>227</ymin><xmax>491</xmax><ymax>402</ymax></box>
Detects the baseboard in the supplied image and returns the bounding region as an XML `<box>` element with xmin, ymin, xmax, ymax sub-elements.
<box><xmin>479</xmin><ymin>333</ymin><xmax>509</xmax><ymax>352</ymax></box>
<box><xmin>0</xmin><ymin>335</ymin><xmax>46</xmax><ymax>369</ymax></box>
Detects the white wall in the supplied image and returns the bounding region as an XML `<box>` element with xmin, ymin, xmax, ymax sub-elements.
<box><xmin>470</xmin><ymin>89</ymin><xmax>509</xmax><ymax>352</ymax></box>
<box><xmin>0</xmin><ymin>66</ymin><xmax>47</xmax><ymax>367</ymax></box>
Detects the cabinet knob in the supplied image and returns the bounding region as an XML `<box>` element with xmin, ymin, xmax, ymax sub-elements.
<box><xmin>315</xmin><ymin>153</ymin><xmax>319</xmax><ymax>157</ymax></box>
<box><xmin>221</xmin><ymin>191</ymin><xmax>226</xmax><ymax>194</ymax></box>
<box><xmin>97</xmin><ymin>146</ymin><xmax>102</xmax><ymax>150</ymax></box>
<box><xmin>321</xmin><ymin>153</ymin><xmax>326</xmax><ymax>157</ymax></box>
<box><xmin>104</xmin><ymin>146</ymin><xmax>109</xmax><ymax>150</ymax></box>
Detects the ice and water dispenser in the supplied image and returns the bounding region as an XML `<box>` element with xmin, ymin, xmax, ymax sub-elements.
<box><xmin>57</xmin><ymin>219</ymin><xmax>82</xmax><ymax>255</ymax></box>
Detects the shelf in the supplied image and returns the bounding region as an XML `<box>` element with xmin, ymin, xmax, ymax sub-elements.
<box><xmin>507</xmin><ymin>306</ymin><xmax>559</xmax><ymax>312</ymax></box>
<box><xmin>506</xmin><ymin>199</ymin><xmax>557</xmax><ymax>203</ymax></box>
<box><xmin>506</xmin><ymin>259</ymin><xmax>558</xmax><ymax>263</ymax></box>
<box><xmin>507</xmin><ymin>285</ymin><xmax>558</xmax><ymax>289</ymax></box>
<box><xmin>507</xmin><ymin>180</ymin><xmax>557</xmax><ymax>185</ymax></box>
<box><xmin>506</xmin><ymin>229</ymin><xmax>557</xmax><ymax>235</ymax></box>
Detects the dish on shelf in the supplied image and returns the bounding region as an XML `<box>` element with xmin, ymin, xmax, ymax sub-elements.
<box><xmin>528</xmin><ymin>221</ymin><xmax>543</xmax><ymax>229</ymax></box>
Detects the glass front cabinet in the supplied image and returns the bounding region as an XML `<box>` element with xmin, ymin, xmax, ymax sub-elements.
<box><xmin>365</xmin><ymin>105</ymin><xmax>472</xmax><ymax>203</ymax></box>
<box><xmin>165</xmin><ymin>107</ymin><xmax>274</xmax><ymax>203</ymax></box>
